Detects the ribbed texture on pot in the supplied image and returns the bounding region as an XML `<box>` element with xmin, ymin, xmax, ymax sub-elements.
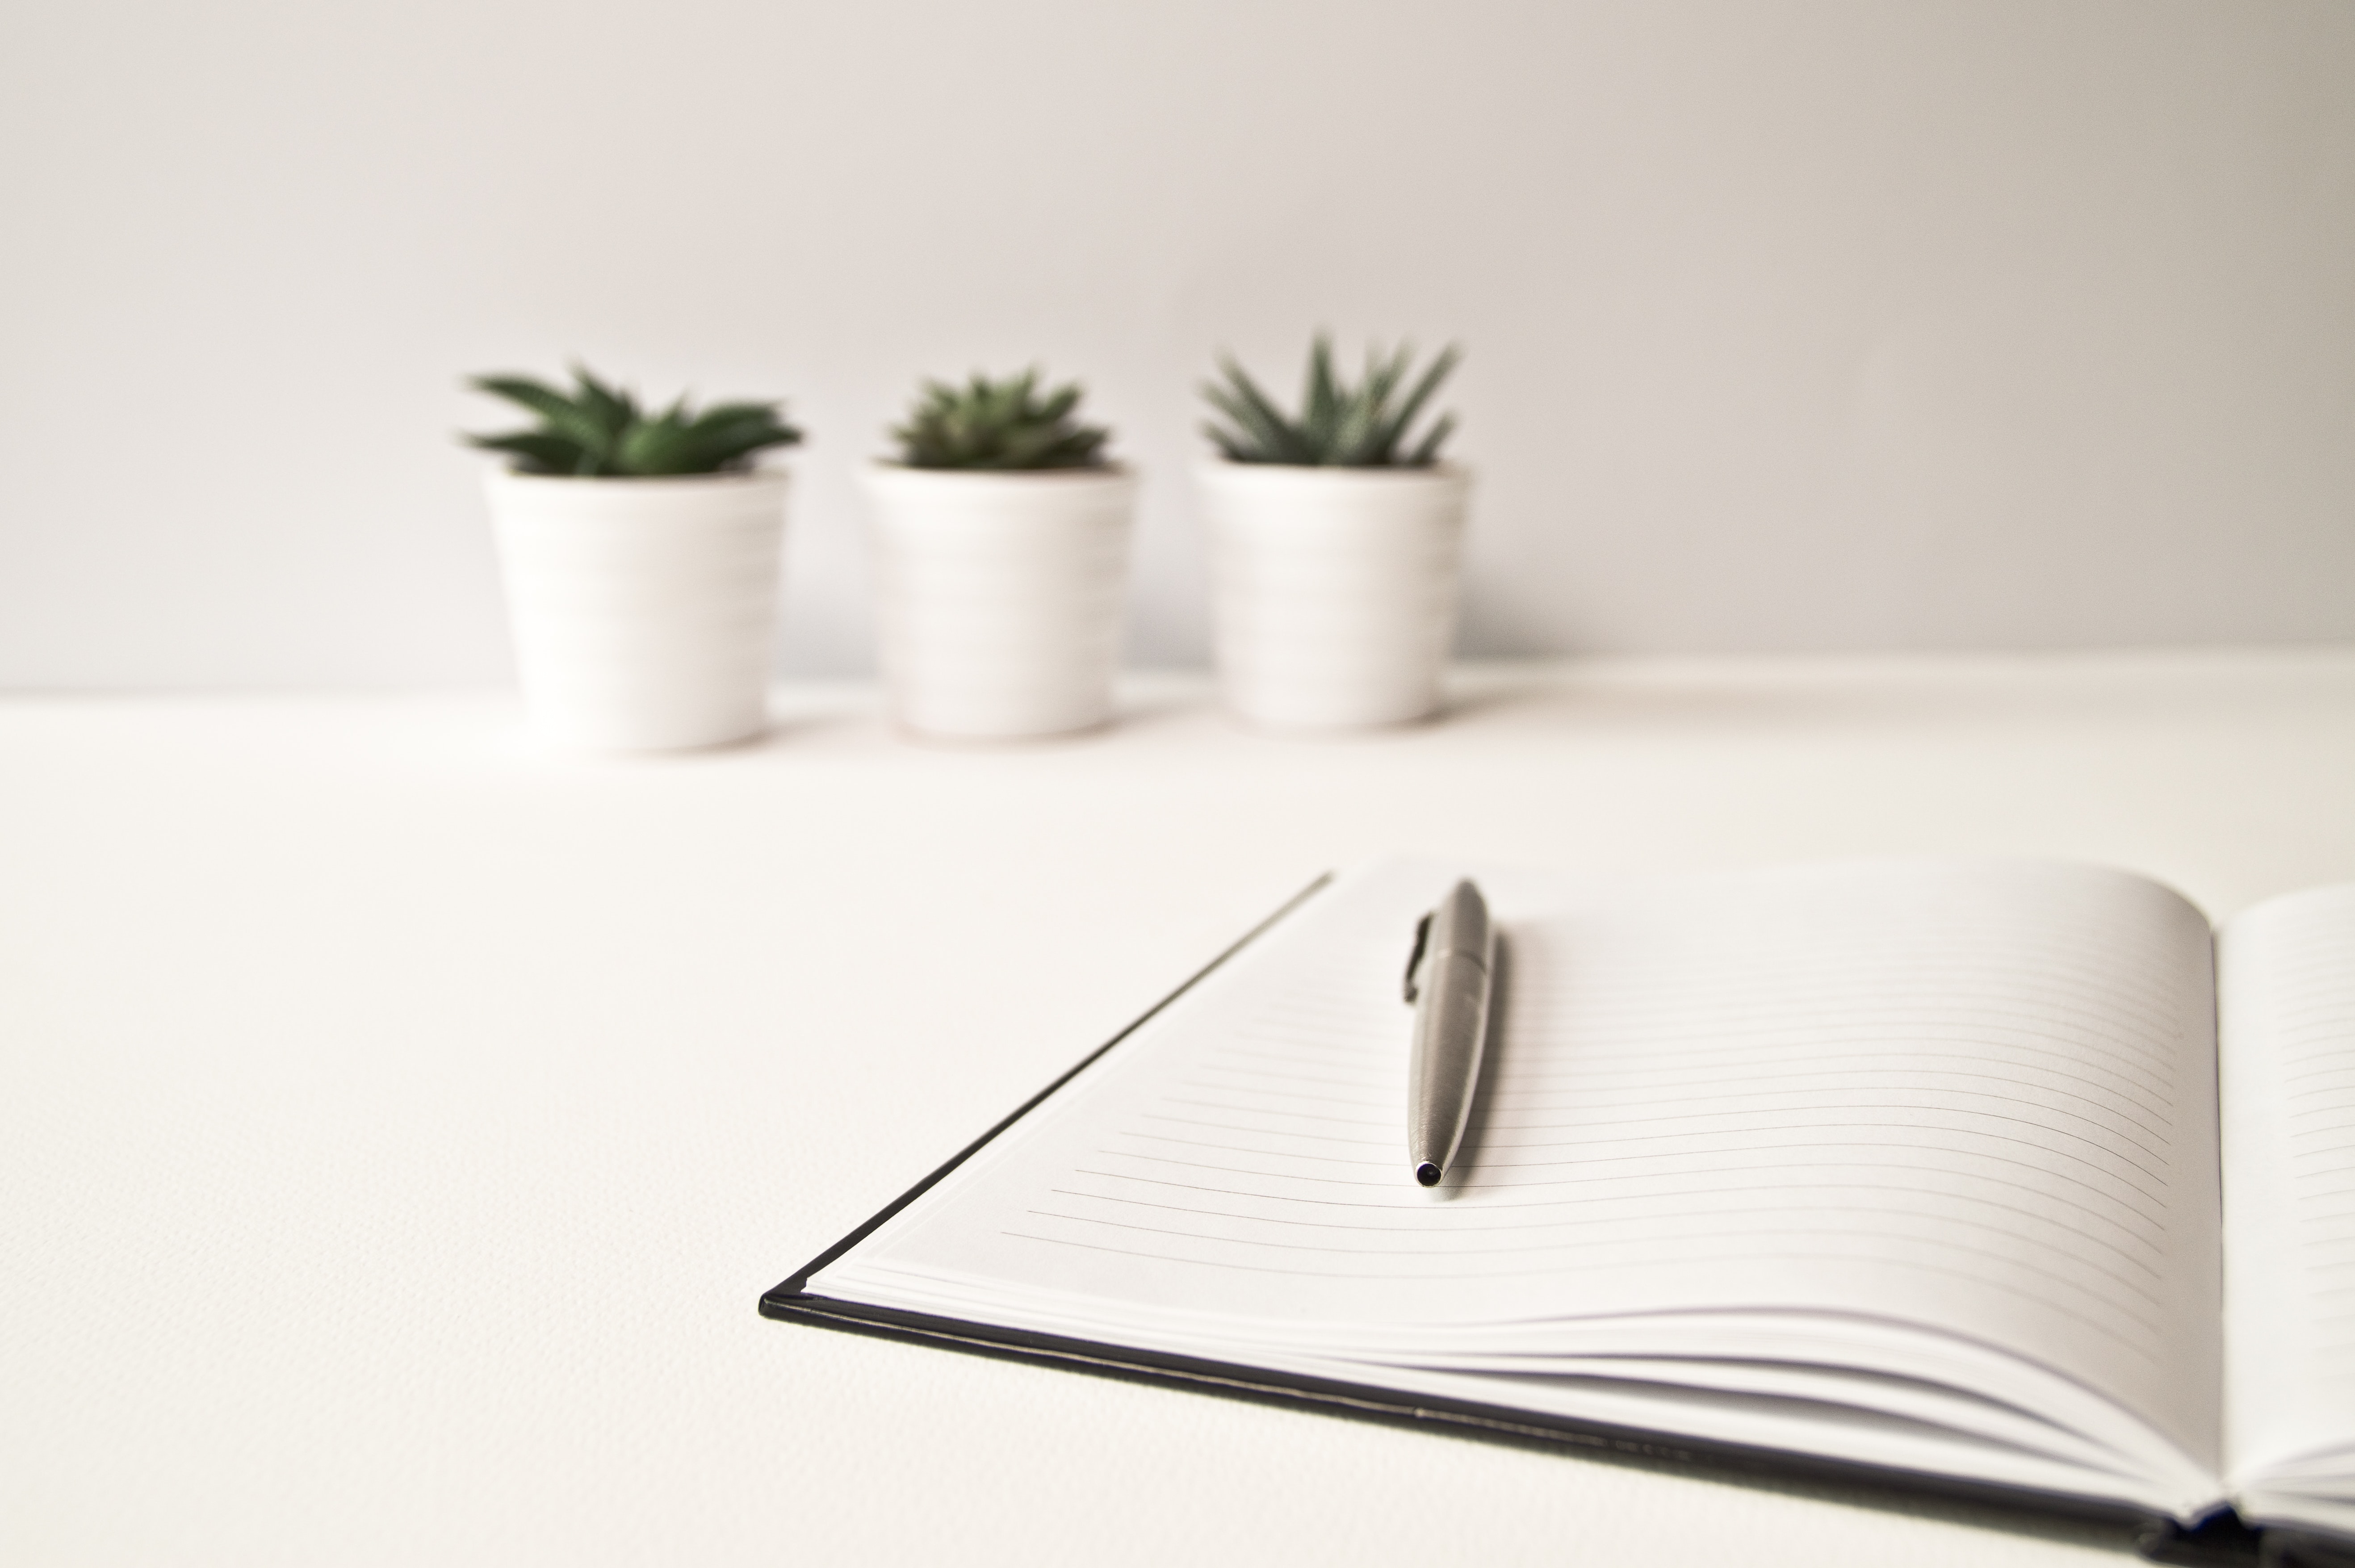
<box><xmin>487</xmin><ymin>470</ymin><xmax>788</xmax><ymax>751</ymax></box>
<box><xmin>1196</xmin><ymin>463</ymin><xmax>1470</xmax><ymax>729</ymax></box>
<box><xmin>863</xmin><ymin>466</ymin><xmax>1136</xmax><ymax>740</ymax></box>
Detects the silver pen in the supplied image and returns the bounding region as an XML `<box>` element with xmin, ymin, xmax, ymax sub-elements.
<box><xmin>1402</xmin><ymin>879</ymin><xmax>1496</xmax><ymax>1187</ymax></box>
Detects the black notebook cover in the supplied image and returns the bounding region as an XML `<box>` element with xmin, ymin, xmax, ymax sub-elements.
<box><xmin>760</xmin><ymin>876</ymin><xmax>2330</xmax><ymax>1568</ymax></box>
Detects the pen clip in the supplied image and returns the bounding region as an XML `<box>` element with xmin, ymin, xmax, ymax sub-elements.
<box><xmin>1403</xmin><ymin>910</ymin><xmax>1433</xmax><ymax>1004</ymax></box>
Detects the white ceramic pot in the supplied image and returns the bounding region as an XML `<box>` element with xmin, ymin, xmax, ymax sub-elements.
<box><xmin>1195</xmin><ymin>461</ymin><xmax>1471</xmax><ymax>730</ymax></box>
<box><xmin>861</xmin><ymin>465</ymin><xmax>1137</xmax><ymax>742</ymax></box>
<box><xmin>485</xmin><ymin>469</ymin><xmax>789</xmax><ymax>752</ymax></box>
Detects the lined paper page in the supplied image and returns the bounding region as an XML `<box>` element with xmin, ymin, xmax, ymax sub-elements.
<box><xmin>2221</xmin><ymin>884</ymin><xmax>2355</xmax><ymax>1486</ymax></box>
<box><xmin>818</xmin><ymin>858</ymin><xmax>2222</xmax><ymax>1474</ymax></box>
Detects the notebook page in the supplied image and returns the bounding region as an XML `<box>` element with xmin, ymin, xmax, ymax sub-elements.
<box><xmin>815</xmin><ymin>858</ymin><xmax>2222</xmax><ymax>1478</ymax></box>
<box><xmin>2220</xmin><ymin>883</ymin><xmax>2355</xmax><ymax>1489</ymax></box>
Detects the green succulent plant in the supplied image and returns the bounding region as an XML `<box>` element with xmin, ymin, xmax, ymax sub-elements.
<box><xmin>463</xmin><ymin>364</ymin><xmax>801</xmax><ymax>477</ymax></box>
<box><xmin>891</xmin><ymin>368</ymin><xmax>1111</xmax><ymax>471</ymax></box>
<box><xmin>1201</xmin><ymin>335</ymin><xmax>1461</xmax><ymax>468</ymax></box>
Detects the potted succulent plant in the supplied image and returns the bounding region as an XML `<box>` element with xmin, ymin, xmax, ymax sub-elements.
<box><xmin>464</xmin><ymin>365</ymin><xmax>800</xmax><ymax>752</ymax></box>
<box><xmin>1196</xmin><ymin>336</ymin><xmax>1468</xmax><ymax>730</ymax></box>
<box><xmin>860</xmin><ymin>369</ymin><xmax>1136</xmax><ymax>741</ymax></box>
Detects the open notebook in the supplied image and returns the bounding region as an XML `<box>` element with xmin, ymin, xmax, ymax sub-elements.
<box><xmin>763</xmin><ymin>859</ymin><xmax>2355</xmax><ymax>1555</ymax></box>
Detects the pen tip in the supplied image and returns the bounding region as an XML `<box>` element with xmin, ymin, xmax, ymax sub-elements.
<box><xmin>1415</xmin><ymin>1162</ymin><xmax>1441</xmax><ymax>1187</ymax></box>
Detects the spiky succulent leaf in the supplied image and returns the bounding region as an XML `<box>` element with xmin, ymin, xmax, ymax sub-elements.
<box><xmin>1203</xmin><ymin>356</ymin><xmax>1312</xmax><ymax>465</ymax></box>
<box><xmin>1303</xmin><ymin>337</ymin><xmax>1341</xmax><ymax>443</ymax></box>
<box><xmin>615</xmin><ymin>405</ymin><xmax>695</xmax><ymax>475</ymax></box>
<box><xmin>468</xmin><ymin>375</ymin><xmax>614</xmax><ymax>473</ymax></box>
<box><xmin>674</xmin><ymin>403</ymin><xmax>802</xmax><ymax>475</ymax></box>
<box><xmin>1370</xmin><ymin>344</ymin><xmax>1460</xmax><ymax>463</ymax></box>
<box><xmin>463</xmin><ymin>366</ymin><xmax>800</xmax><ymax>477</ymax></box>
<box><xmin>891</xmin><ymin>368</ymin><xmax>1111</xmax><ymax>471</ymax></box>
<box><xmin>568</xmin><ymin>365</ymin><xmax>639</xmax><ymax>441</ymax></box>
<box><xmin>466</xmin><ymin>429</ymin><xmax>595</xmax><ymax>476</ymax></box>
<box><xmin>1406</xmin><ymin>412</ymin><xmax>1457</xmax><ymax>469</ymax></box>
<box><xmin>1200</xmin><ymin>337</ymin><xmax>1460</xmax><ymax>467</ymax></box>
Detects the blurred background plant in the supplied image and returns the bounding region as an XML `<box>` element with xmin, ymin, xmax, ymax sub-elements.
<box><xmin>890</xmin><ymin>369</ymin><xmax>1111</xmax><ymax>471</ymax></box>
<box><xmin>1202</xmin><ymin>336</ymin><xmax>1460</xmax><ymax>468</ymax></box>
<box><xmin>465</xmin><ymin>365</ymin><xmax>802</xmax><ymax>477</ymax></box>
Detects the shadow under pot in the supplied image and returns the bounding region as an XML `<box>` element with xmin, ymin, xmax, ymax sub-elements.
<box><xmin>860</xmin><ymin>464</ymin><xmax>1138</xmax><ymax>742</ymax></box>
<box><xmin>1194</xmin><ymin>461</ymin><xmax>1471</xmax><ymax>731</ymax></box>
<box><xmin>485</xmin><ymin>468</ymin><xmax>789</xmax><ymax>753</ymax></box>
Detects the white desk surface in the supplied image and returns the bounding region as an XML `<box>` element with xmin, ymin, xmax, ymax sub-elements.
<box><xmin>5</xmin><ymin>650</ymin><xmax>2353</xmax><ymax>1567</ymax></box>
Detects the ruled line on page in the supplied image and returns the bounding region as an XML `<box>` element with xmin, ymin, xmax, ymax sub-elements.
<box><xmin>1113</xmin><ymin>1109</ymin><xmax>2171</xmax><ymax>1203</ymax></box>
<box><xmin>1215</xmin><ymin>1036</ymin><xmax>2166</xmax><ymax>1111</ymax></box>
<box><xmin>1254</xmin><ymin>980</ymin><xmax>2183</xmax><ymax>1024</ymax></box>
<box><xmin>1488</xmin><ymin>1077</ymin><xmax>2175</xmax><ymax>1133</ymax></box>
<box><xmin>1158</xmin><ymin>1098</ymin><xmax>1386</xmax><ymax>1129</ymax></box>
<box><xmin>1207</xmin><ymin>1044</ymin><xmax>2177</xmax><ymax>1126</ymax></box>
<box><xmin>1470</xmin><ymin>1100</ymin><xmax>2171</xmax><ymax>1162</ymax></box>
<box><xmin>1082</xmin><ymin>1147</ymin><xmax>2165</xmax><ymax>1230</ymax></box>
<box><xmin>1065</xmin><ymin>1161</ymin><xmax>2159</xmax><ymax>1240</ymax></box>
<box><xmin>1045</xmin><ymin>1183</ymin><xmax>2164</xmax><ymax>1275</ymax></box>
<box><xmin>1493</xmin><ymin>1041</ymin><xmax>2178</xmax><ymax>1102</ymax></box>
<box><xmin>1138</xmin><ymin>1113</ymin><xmax>1390</xmax><ymax>1147</ymax></box>
<box><xmin>1088</xmin><ymin>1139</ymin><xmax>2166</xmax><ymax>1230</ymax></box>
<box><xmin>1014</xmin><ymin>1205</ymin><xmax>2163</xmax><ymax>1308</ymax></box>
<box><xmin>1199</xmin><ymin>1053</ymin><xmax>2175</xmax><ymax>1139</ymax></box>
<box><xmin>1045</xmin><ymin>1188</ymin><xmax>2167</xmax><ymax>1285</ymax></box>
<box><xmin>1240</xmin><ymin>1014</ymin><xmax>2179</xmax><ymax>1096</ymax></box>
<box><xmin>991</xmin><ymin>1228</ymin><xmax>2165</xmax><ymax>1355</ymax></box>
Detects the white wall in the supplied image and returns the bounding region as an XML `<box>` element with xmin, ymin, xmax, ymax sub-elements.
<box><xmin>1</xmin><ymin>0</ymin><xmax>2349</xmax><ymax>688</ymax></box>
